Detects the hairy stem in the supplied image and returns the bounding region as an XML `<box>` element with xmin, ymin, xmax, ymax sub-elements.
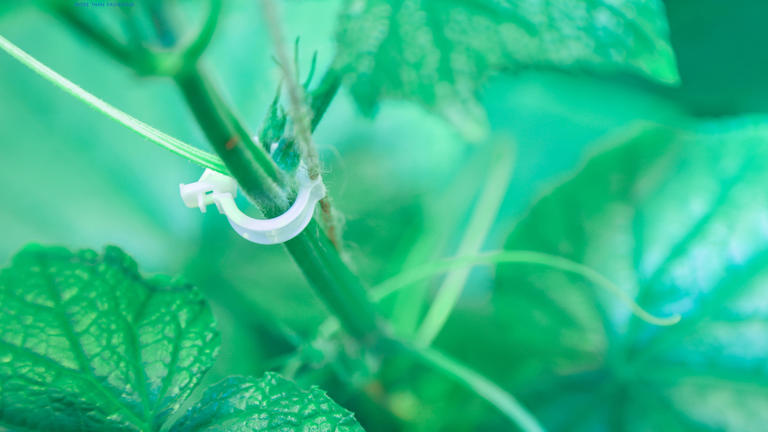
<box><xmin>259</xmin><ymin>0</ymin><xmax>344</xmax><ymax>250</ymax></box>
<box><xmin>284</xmin><ymin>222</ymin><xmax>381</xmax><ymax>342</ymax></box>
<box><xmin>174</xmin><ymin>67</ymin><xmax>288</xmax><ymax>210</ymax></box>
<box><xmin>260</xmin><ymin>0</ymin><xmax>320</xmax><ymax>179</ymax></box>
<box><xmin>173</xmin><ymin>66</ymin><xmax>380</xmax><ymax>341</ymax></box>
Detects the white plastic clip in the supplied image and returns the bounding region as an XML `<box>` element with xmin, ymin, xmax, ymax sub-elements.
<box><xmin>179</xmin><ymin>166</ymin><xmax>325</xmax><ymax>245</ymax></box>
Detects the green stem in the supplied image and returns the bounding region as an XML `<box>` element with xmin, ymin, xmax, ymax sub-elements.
<box><xmin>416</xmin><ymin>145</ymin><xmax>514</xmax><ymax>345</ymax></box>
<box><xmin>258</xmin><ymin>0</ymin><xmax>345</xmax><ymax>251</ymax></box>
<box><xmin>308</xmin><ymin>70</ymin><xmax>342</xmax><ymax>131</ymax></box>
<box><xmin>173</xmin><ymin>64</ymin><xmax>380</xmax><ymax>343</ymax></box>
<box><xmin>314</xmin><ymin>247</ymin><xmax>681</xmax><ymax>371</ymax></box>
<box><xmin>389</xmin><ymin>148</ymin><xmax>487</xmax><ymax>336</ymax></box>
<box><xmin>395</xmin><ymin>340</ymin><xmax>545</xmax><ymax>432</ymax></box>
<box><xmin>49</xmin><ymin>4</ymin><xmax>136</xmax><ymax>67</ymax></box>
<box><xmin>260</xmin><ymin>0</ymin><xmax>320</xmax><ymax>179</ymax></box>
<box><xmin>145</xmin><ymin>0</ymin><xmax>222</xmax><ymax>76</ymax></box>
<box><xmin>2</xmin><ymin>21</ymin><xmax>381</xmax><ymax>343</ymax></box>
<box><xmin>284</xmin><ymin>223</ymin><xmax>381</xmax><ymax>342</ymax></box>
<box><xmin>174</xmin><ymin>67</ymin><xmax>288</xmax><ymax>210</ymax></box>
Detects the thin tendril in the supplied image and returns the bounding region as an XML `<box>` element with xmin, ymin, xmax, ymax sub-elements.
<box><xmin>374</xmin><ymin>250</ymin><xmax>681</xmax><ymax>327</ymax></box>
<box><xmin>402</xmin><ymin>342</ymin><xmax>545</xmax><ymax>432</ymax></box>
<box><xmin>0</xmin><ymin>33</ymin><xmax>227</xmax><ymax>173</ymax></box>
<box><xmin>416</xmin><ymin>146</ymin><xmax>515</xmax><ymax>345</ymax></box>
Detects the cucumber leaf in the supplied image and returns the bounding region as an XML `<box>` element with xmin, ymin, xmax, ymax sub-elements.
<box><xmin>170</xmin><ymin>374</ymin><xmax>365</xmax><ymax>432</ymax></box>
<box><xmin>0</xmin><ymin>245</ymin><xmax>220</xmax><ymax>431</ymax></box>
<box><xmin>333</xmin><ymin>0</ymin><xmax>679</xmax><ymax>138</ymax></box>
<box><xmin>439</xmin><ymin>119</ymin><xmax>768</xmax><ymax>430</ymax></box>
<box><xmin>0</xmin><ymin>245</ymin><xmax>365</xmax><ymax>432</ymax></box>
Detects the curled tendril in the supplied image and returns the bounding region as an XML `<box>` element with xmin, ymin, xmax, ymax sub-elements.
<box><xmin>373</xmin><ymin>250</ymin><xmax>682</xmax><ymax>327</ymax></box>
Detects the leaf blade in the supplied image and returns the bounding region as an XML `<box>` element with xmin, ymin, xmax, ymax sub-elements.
<box><xmin>456</xmin><ymin>119</ymin><xmax>768</xmax><ymax>430</ymax></box>
<box><xmin>333</xmin><ymin>0</ymin><xmax>679</xmax><ymax>136</ymax></box>
<box><xmin>0</xmin><ymin>245</ymin><xmax>220</xmax><ymax>431</ymax></box>
<box><xmin>170</xmin><ymin>373</ymin><xmax>365</xmax><ymax>432</ymax></box>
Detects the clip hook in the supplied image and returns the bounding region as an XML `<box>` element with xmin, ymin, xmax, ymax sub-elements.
<box><xmin>179</xmin><ymin>165</ymin><xmax>325</xmax><ymax>245</ymax></box>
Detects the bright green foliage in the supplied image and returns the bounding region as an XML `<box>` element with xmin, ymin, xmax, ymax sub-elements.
<box><xmin>0</xmin><ymin>245</ymin><xmax>219</xmax><ymax>431</ymax></box>
<box><xmin>0</xmin><ymin>246</ymin><xmax>365</xmax><ymax>432</ymax></box>
<box><xmin>333</xmin><ymin>0</ymin><xmax>679</xmax><ymax>137</ymax></box>
<box><xmin>171</xmin><ymin>374</ymin><xmax>365</xmax><ymax>432</ymax></box>
<box><xmin>441</xmin><ymin>120</ymin><xmax>768</xmax><ymax>430</ymax></box>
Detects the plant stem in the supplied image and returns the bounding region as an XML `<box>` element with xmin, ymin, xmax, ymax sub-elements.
<box><xmin>284</xmin><ymin>222</ymin><xmax>381</xmax><ymax>342</ymax></box>
<box><xmin>37</xmin><ymin>3</ymin><xmax>382</xmax><ymax>344</ymax></box>
<box><xmin>389</xmin><ymin>148</ymin><xmax>486</xmax><ymax>336</ymax></box>
<box><xmin>174</xmin><ymin>66</ymin><xmax>288</xmax><ymax>210</ymax></box>
<box><xmin>416</xmin><ymin>145</ymin><xmax>514</xmax><ymax>346</ymax></box>
<box><xmin>50</xmin><ymin>4</ymin><xmax>136</xmax><ymax>67</ymax></box>
<box><xmin>260</xmin><ymin>0</ymin><xmax>320</xmax><ymax>179</ymax></box>
<box><xmin>392</xmin><ymin>340</ymin><xmax>545</xmax><ymax>432</ymax></box>
<box><xmin>311</xmin><ymin>247</ymin><xmax>681</xmax><ymax>351</ymax></box>
<box><xmin>259</xmin><ymin>0</ymin><xmax>344</xmax><ymax>250</ymax></box>
<box><xmin>173</xmin><ymin>66</ymin><xmax>381</xmax><ymax>343</ymax></box>
<box><xmin>308</xmin><ymin>70</ymin><xmax>342</xmax><ymax>131</ymax></box>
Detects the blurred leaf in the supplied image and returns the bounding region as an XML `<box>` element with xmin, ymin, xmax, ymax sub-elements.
<box><xmin>0</xmin><ymin>245</ymin><xmax>219</xmax><ymax>431</ymax></box>
<box><xmin>333</xmin><ymin>0</ymin><xmax>679</xmax><ymax>139</ymax></box>
<box><xmin>188</xmin><ymin>219</ymin><xmax>328</xmax><ymax>334</ymax></box>
<box><xmin>663</xmin><ymin>0</ymin><xmax>768</xmax><ymax>116</ymax></box>
<box><xmin>0</xmin><ymin>1</ymin><xmax>25</xmax><ymax>18</ymax></box>
<box><xmin>439</xmin><ymin>119</ymin><xmax>768</xmax><ymax>430</ymax></box>
<box><xmin>171</xmin><ymin>373</ymin><xmax>365</xmax><ymax>431</ymax></box>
